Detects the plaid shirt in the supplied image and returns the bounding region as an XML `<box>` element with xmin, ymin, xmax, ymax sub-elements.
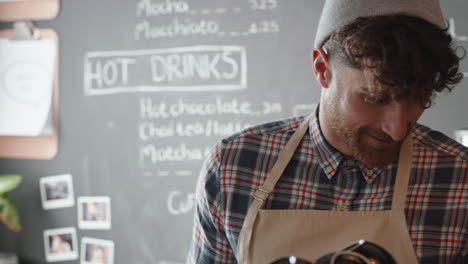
<box><xmin>187</xmin><ymin>112</ymin><xmax>468</xmax><ymax>264</ymax></box>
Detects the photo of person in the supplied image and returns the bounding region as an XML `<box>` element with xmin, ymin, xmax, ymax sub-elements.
<box><xmin>50</xmin><ymin>234</ymin><xmax>72</xmax><ymax>253</ymax></box>
<box><xmin>44</xmin><ymin>227</ymin><xmax>78</xmax><ymax>262</ymax></box>
<box><xmin>45</xmin><ymin>181</ymin><xmax>69</xmax><ymax>200</ymax></box>
<box><xmin>81</xmin><ymin>237</ymin><xmax>114</xmax><ymax>264</ymax></box>
<box><xmin>78</xmin><ymin>197</ymin><xmax>111</xmax><ymax>229</ymax></box>
<box><xmin>40</xmin><ymin>174</ymin><xmax>75</xmax><ymax>210</ymax></box>
<box><xmin>84</xmin><ymin>201</ymin><xmax>106</xmax><ymax>221</ymax></box>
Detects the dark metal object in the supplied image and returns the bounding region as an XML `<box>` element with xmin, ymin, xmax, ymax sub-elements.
<box><xmin>271</xmin><ymin>240</ymin><xmax>397</xmax><ymax>264</ymax></box>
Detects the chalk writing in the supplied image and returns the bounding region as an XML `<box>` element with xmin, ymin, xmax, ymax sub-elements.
<box><xmin>139</xmin><ymin>120</ymin><xmax>249</xmax><ymax>140</ymax></box>
<box><xmin>133</xmin><ymin>0</ymin><xmax>280</xmax><ymax>40</ymax></box>
<box><xmin>248</xmin><ymin>20</ymin><xmax>280</xmax><ymax>34</ymax></box>
<box><xmin>138</xmin><ymin>97</ymin><xmax>283</xmax><ymax>165</ymax></box>
<box><xmin>84</xmin><ymin>58</ymin><xmax>136</xmax><ymax>88</ymax></box>
<box><xmin>84</xmin><ymin>46</ymin><xmax>247</xmax><ymax>95</ymax></box>
<box><xmin>134</xmin><ymin>19</ymin><xmax>220</xmax><ymax>40</ymax></box>
<box><xmin>140</xmin><ymin>97</ymin><xmax>282</xmax><ymax>119</ymax></box>
<box><xmin>150</xmin><ymin>51</ymin><xmax>238</xmax><ymax>82</ymax></box>
<box><xmin>174</xmin><ymin>170</ymin><xmax>192</xmax><ymax>176</ymax></box>
<box><xmin>167</xmin><ymin>190</ymin><xmax>195</xmax><ymax>215</ymax></box>
<box><xmin>140</xmin><ymin>143</ymin><xmax>211</xmax><ymax>163</ymax></box>
<box><xmin>136</xmin><ymin>0</ymin><xmax>190</xmax><ymax>17</ymax></box>
<box><xmin>140</xmin><ymin>98</ymin><xmax>252</xmax><ymax>118</ymax></box>
<box><xmin>248</xmin><ymin>0</ymin><xmax>278</xmax><ymax>10</ymax></box>
<box><xmin>143</xmin><ymin>171</ymin><xmax>192</xmax><ymax>177</ymax></box>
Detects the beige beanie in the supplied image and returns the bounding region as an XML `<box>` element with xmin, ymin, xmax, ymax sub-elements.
<box><xmin>314</xmin><ymin>0</ymin><xmax>446</xmax><ymax>48</ymax></box>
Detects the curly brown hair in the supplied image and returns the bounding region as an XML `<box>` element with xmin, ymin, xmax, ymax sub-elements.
<box><xmin>324</xmin><ymin>15</ymin><xmax>465</xmax><ymax>108</ymax></box>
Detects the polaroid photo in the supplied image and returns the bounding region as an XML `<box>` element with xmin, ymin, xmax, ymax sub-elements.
<box><xmin>78</xmin><ymin>196</ymin><xmax>111</xmax><ymax>230</ymax></box>
<box><xmin>454</xmin><ymin>129</ymin><xmax>468</xmax><ymax>147</ymax></box>
<box><xmin>43</xmin><ymin>227</ymin><xmax>78</xmax><ymax>262</ymax></box>
<box><xmin>80</xmin><ymin>237</ymin><xmax>114</xmax><ymax>264</ymax></box>
<box><xmin>40</xmin><ymin>174</ymin><xmax>75</xmax><ymax>210</ymax></box>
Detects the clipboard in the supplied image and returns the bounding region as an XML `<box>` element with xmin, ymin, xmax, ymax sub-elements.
<box><xmin>0</xmin><ymin>0</ymin><xmax>60</xmax><ymax>22</ymax></box>
<box><xmin>0</xmin><ymin>28</ymin><xmax>59</xmax><ymax>159</ymax></box>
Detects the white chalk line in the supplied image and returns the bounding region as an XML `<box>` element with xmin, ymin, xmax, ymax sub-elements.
<box><xmin>174</xmin><ymin>170</ymin><xmax>192</xmax><ymax>177</ymax></box>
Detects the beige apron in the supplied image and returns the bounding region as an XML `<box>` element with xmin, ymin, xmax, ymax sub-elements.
<box><xmin>237</xmin><ymin>116</ymin><xmax>419</xmax><ymax>264</ymax></box>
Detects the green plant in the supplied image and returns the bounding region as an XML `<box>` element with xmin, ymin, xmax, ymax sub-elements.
<box><xmin>0</xmin><ymin>174</ymin><xmax>22</xmax><ymax>232</ymax></box>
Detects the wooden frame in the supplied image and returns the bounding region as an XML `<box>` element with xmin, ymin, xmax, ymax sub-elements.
<box><xmin>0</xmin><ymin>0</ymin><xmax>60</xmax><ymax>22</ymax></box>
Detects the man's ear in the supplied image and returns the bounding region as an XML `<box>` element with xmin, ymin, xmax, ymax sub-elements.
<box><xmin>312</xmin><ymin>48</ymin><xmax>331</xmax><ymax>88</ymax></box>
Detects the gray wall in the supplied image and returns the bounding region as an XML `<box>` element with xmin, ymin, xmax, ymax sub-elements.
<box><xmin>0</xmin><ymin>1</ymin><xmax>467</xmax><ymax>263</ymax></box>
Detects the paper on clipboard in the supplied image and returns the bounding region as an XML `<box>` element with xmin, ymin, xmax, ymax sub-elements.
<box><xmin>0</xmin><ymin>38</ymin><xmax>55</xmax><ymax>136</ymax></box>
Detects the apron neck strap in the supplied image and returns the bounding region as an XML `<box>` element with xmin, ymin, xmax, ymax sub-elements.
<box><xmin>392</xmin><ymin>135</ymin><xmax>413</xmax><ymax>210</ymax></box>
<box><xmin>238</xmin><ymin>116</ymin><xmax>312</xmax><ymax>262</ymax></box>
<box><xmin>253</xmin><ymin>115</ymin><xmax>312</xmax><ymax>206</ymax></box>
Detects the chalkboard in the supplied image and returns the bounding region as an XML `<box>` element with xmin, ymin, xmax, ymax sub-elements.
<box><xmin>0</xmin><ymin>1</ymin><xmax>467</xmax><ymax>263</ymax></box>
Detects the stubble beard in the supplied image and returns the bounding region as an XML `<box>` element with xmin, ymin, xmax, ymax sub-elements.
<box><xmin>328</xmin><ymin>108</ymin><xmax>402</xmax><ymax>168</ymax></box>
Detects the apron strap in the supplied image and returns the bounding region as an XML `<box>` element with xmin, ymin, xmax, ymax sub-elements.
<box><xmin>237</xmin><ymin>115</ymin><xmax>312</xmax><ymax>262</ymax></box>
<box><xmin>254</xmin><ymin>115</ymin><xmax>312</xmax><ymax>206</ymax></box>
<box><xmin>392</xmin><ymin>135</ymin><xmax>413</xmax><ymax>210</ymax></box>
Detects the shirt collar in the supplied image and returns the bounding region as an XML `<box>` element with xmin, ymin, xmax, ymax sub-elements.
<box><xmin>308</xmin><ymin>106</ymin><xmax>384</xmax><ymax>183</ymax></box>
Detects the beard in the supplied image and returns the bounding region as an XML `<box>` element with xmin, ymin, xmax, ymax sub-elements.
<box><xmin>327</xmin><ymin>107</ymin><xmax>404</xmax><ymax>168</ymax></box>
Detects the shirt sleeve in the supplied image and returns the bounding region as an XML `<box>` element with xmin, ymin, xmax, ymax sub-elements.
<box><xmin>186</xmin><ymin>143</ymin><xmax>237</xmax><ymax>263</ymax></box>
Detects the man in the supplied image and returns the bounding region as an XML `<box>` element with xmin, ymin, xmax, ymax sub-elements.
<box><xmin>187</xmin><ymin>0</ymin><xmax>467</xmax><ymax>263</ymax></box>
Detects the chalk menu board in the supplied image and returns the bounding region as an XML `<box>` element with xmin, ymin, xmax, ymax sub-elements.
<box><xmin>0</xmin><ymin>1</ymin><xmax>467</xmax><ymax>263</ymax></box>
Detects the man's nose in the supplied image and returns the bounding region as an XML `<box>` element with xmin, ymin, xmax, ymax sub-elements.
<box><xmin>381</xmin><ymin>103</ymin><xmax>409</xmax><ymax>141</ymax></box>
